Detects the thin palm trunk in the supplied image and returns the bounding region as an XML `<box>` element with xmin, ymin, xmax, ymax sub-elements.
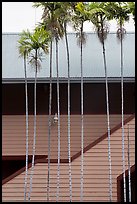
<box><xmin>56</xmin><ymin>37</ymin><xmax>61</xmax><ymax>202</ymax></box>
<box><xmin>64</xmin><ymin>22</ymin><xmax>72</xmax><ymax>202</ymax></box>
<box><xmin>127</xmin><ymin>124</ymin><xmax>131</xmax><ymax>202</ymax></box>
<box><xmin>28</xmin><ymin>49</ymin><xmax>38</xmax><ymax>201</ymax></box>
<box><xmin>120</xmin><ymin>22</ymin><xmax>126</xmax><ymax>202</ymax></box>
<box><xmin>80</xmin><ymin>23</ymin><xmax>84</xmax><ymax>202</ymax></box>
<box><xmin>47</xmin><ymin>41</ymin><xmax>53</xmax><ymax>202</ymax></box>
<box><xmin>100</xmin><ymin>20</ymin><xmax>112</xmax><ymax>202</ymax></box>
<box><xmin>24</xmin><ymin>54</ymin><xmax>29</xmax><ymax>201</ymax></box>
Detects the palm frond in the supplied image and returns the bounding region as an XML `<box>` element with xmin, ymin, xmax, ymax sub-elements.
<box><xmin>18</xmin><ymin>27</ymin><xmax>50</xmax><ymax>71</ymax></box>
<box><xmin>87</xmin><ymin>2</ymin><xmax>113</xmax><ymax>43</ymax></box>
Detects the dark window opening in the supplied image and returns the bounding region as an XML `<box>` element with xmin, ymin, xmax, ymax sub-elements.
<box><xmin>118</xmin><ymin>166</ymin><xmax>135</xmax><ymax>202</ymax></box>
<box><xmin>2</xmin><ymin>82</ymin><xmax>135</xmax><ymax>115</ymax></box>
<box><xmin>2</xmin><ymin>160</ymin><xmax>26</xmax><ymax>180</ymax></box>
<box><xmin>2</xmin><ymin>155</ymin><xmax>47</xmax><ymax>184</ymax></box>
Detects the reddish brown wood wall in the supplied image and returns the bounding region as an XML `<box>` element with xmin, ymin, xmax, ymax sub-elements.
<box><xmin>2</xmin><ymin>114</ymin><xmax>131</xmax><ymax>159</ymax></box>
<box><xmin>2</xmin><ymin>117</ymin><xmax>135</xmax><ymax>202</ymax></box>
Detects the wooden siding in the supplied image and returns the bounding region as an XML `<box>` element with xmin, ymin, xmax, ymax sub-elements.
<box><xmin>2</xmin><ymin>117</ymin><xmax>135</xmax><ymax>202</ymax></box>
<box><xmin>2</xmin><ymin>114</ymin><xmax>131</xmax><ymax>159</ymax></box>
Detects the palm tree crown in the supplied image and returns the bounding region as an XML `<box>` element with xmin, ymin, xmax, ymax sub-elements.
<box><xmin>34</xmin><ymin>2</ymin><xmax>65</xmax><ymax>41</ymax></box>
<box><xmin>18</xmin><ymin>27</ymin><xmax>50</xmax><ymax>61</ymax></box>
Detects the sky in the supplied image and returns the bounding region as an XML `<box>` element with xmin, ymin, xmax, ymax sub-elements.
<box><xmin>2</xmin><ymin>2</ymin><xmax>135</xmax><ymax>33</ymax></box>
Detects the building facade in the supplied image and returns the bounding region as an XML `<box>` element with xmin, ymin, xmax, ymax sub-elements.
<box><xmin>2</xmin><ymin>32</ymin><xmax>135</xmax><ymax>202</ymax></box>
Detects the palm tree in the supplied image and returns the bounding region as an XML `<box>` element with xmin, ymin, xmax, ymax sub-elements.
<box><xmin>29</xmin><ymin>27</ymin><xmax>50</xmax><ymax>201</ymax></box>
<box><xmin>112</xmin><ymin>2</ymin><xmax>130</xmax><ymax>202</ymax></box>
<box><xmin>71</xmin><ymin>2</ymin><xmax>89</xmax><ymax>201</ymax></box>
<box><xmin>57</xmin><ymin>4</ymin><xmax>73</xmax><ymax>201</ymax></box>
<box><xmin>34</xmin><ymin>3</ymin><xmax>64</xmax><ymax>201</ymax></box>
<box><xmin>33</xmin><ymin>4</ymin><xmax>54</xmax><ymax>201</ymax></box>
<box><xmin>87</xmin><ymin>2</ymin><xmax>116</xmax><ymax>201</ymax></box>
<box><xmin>18</xmin><ymin>27</ymin><xmax>50</xmax><ymax>201</ymax></box>
<box><xmin>55</xmin><ymin>29</ymin><xmax>61</xmax><ymax>202</ymax></box>
<box><xmin>64</xmin><ymin>18</ymin><xmax>72</xmax><ymax>202</ymax></box>
<box><xmin>44</xmin><ymin>5</ymin><xmax>63</xmax><ymax>202</ymax></box>
<box><xmin>58</xmin><ymin>2</ymin><xmax>78</xmax><ymax>201</ymax></box>
<box><xmin>18</xmin><ymin>36</ymin><xmax>29</xmax><ymax>201</ymax></box>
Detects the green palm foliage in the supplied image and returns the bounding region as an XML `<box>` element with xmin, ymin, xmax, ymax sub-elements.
<box><xmin>112</xmin><ymin>2</ymin><xmax>130</xmax><ymax>40</ymax></box>
<box><xmin>34</xmin><ymin>2</ymin><xmax>64</xmax><ymax>40</ymax></box>
<box><xmin>72</xmin><ymin>2</ymin><xmax>89</xmax><ymax>46</ymax></box>
<box><xmin>19</xmin><ymin>27</ymin><xmax>50</xmax><ymax>201</ymax></box>
<box><xmin>87</xmin><ymin>2</ymin><xmax>115</xmax><ymax>43</ymax></box>
<box><xmin>18</xmin><ymin>28</ymin><xmax>50</xmax><ymax>65</ymax></box>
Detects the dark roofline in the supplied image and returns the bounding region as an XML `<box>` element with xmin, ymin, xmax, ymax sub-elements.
<box><xmin>2</xmin><ymin>31</ymin><xmax>135</xmax><ymax>35</ymax></box>
<box><xmin>2</xmin><ymin>77</ymin><xmax>135</xmax><ymax>84</ymax></box>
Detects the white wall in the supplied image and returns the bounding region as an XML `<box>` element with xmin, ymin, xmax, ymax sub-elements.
<box><xmin>2</xmin><ymin>32</ymin><xmax>135</xmax><ymax>80</ymax></box>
